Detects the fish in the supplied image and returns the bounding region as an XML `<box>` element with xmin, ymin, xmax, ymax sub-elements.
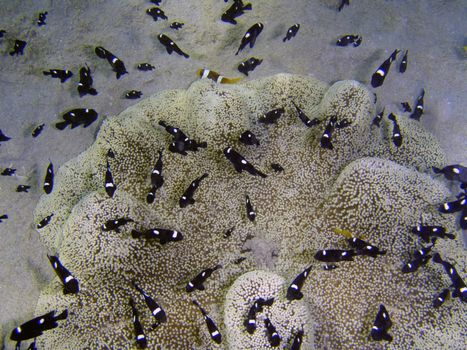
<box><xmin>10</xmin><ymin>309</ymin><xmax>68</xmax><ymax>343</ymax></box>
<box><xmin>283</xmin><ymin>24</ymin><xmax>300</xmax><ymax>42</ymax></box>
<box><xmin>387</xmin><ymin>113</ymin><xmax>402</xmax><ymax>147</ymax></box>
<box><xmin>133</xmin><ymin>282</ymin><xmax>167</xmax><ymax>325</ymax></box>
<box><xmin>432</xmin><ymin>164</ymin><xmax>467</xmax><ymax>183</ymax></box>
<box><xmin>370</xmin><ymin>304</ymin><xmax>392</xmax><ymax>342</ymax></box>
<box><xmin>94</xmin><ymin>46</ymin><xmax>128</xmax><ymax>79</ymax></box>
<box><xmin>237</xmin><ymin>57</ymin><xmax>262</xmax><ymax>76</ymax></box>
<box><xmin>348</xmin><ymin>237</ymin><xmax>386</xmax><ymax>258</ymax></box>
<box><xmin>32</xmin><ymin>124</ymin><xmax>45</xmax><ymax>138</ymax></box>
<box><xmin>401</xmin><ymin>102</ymin><xmax>412</xmax><ymax>112</ymax></box>
<box><xmin>271</xmin><ymin>163</ymin><xmax>284</xmax><ymax>172</ymax></box>
<box><xmin>157</xmin><ymin>34</ymin><xmax>189</xmax><ymax>58</ymax></box>
<box><xmin>107</xmin><ymin>148</ymin><xmax>115</xmax><ymax>158</ymax></box>
<box><xmin>131</xmin><ymin>228</ymin><xmax>183</xmax><ymax>245</ymax></box>
<box><xmin>264</xmin><ymin>318</ymin><xmax>281</xmax><ymax>347</ymax></box>
<box><xmin>10</xmin><ymin>39</ymin><xmax>27</xmax><ymax>56</ymax></box>
<box><xmin>258</xmin><ymin>108</ymin><xmax>285</xmax><ymax>124</ymax></box>
<box><xmin>104</xmin><ymin>160</ymin><xmax>116</xmax><ymax>198</ymax></box>
<box><xmin>286</xmin><ymin>265</ymin><xmax>312</xmax><ymax>300</ymax></box>
<box><xmin>147</xmin><ymin>150</ymin><xmax>164</xmax><ymax>204</ymax></box>
<box><xmin>314</xmin><ymin>249</ymin><xmax>355</xmax><ymax>262</ymax></box>
<box><xmin>16</xmin><ymin>185</ymin><xmax>31</xmax><ymax>193</ymax></box>
<box><xmin>320</xmin><ymin>116</ymin><xmax>337</xmax><ymax>150</ymax></box>
<box><xmin>438</xmin><ymin>195</ymin><xmax>466</xmax><ymax>214</ymax></box>
<box><xmin>137</xmin><ymin>63</ymin><xmax>155</xmax><ymax>71</ymax></box>
<box><xmin>239</xmin><ymin>130</ymin><xmax>260</xmax><ymax>146</ymax></box>
<box><xmin>432</xmin><ymin>253</ymin><xmax>467</xmax><ymax>302</ymax></box>
<box><xmin>244</xmin><ymin>297</ymin><xmax>274</xmax><ymax>334</ymax></box>
<box><xmin>170</xmin><ymin>21</ymin><xmax>184</xmax><ymax>30</ymax></box>
<box><xmin>2</xmin><ymin>168</ymin><xmax>16</xmax><ymax>176</ymax></box>
<box><xmin>371</xmin><ymin>49</ymin><xmax>400</xmax><ymax>88</ymax></box>
<box><xmin>336</xmin><ymin>34</ymin><xmax>362</xmax><ymax>47</ymax></box>
<box><xmin>101</xmin><ymin>218</ymin><xmax>134</xmax><ymax>233</ymax></box>
<box><xmin>0</xmin><ymin>214</ymin><xmax>8</xmax><ymax>223</ymax></box>
<box><xmin>411</xmin><ymin>224</ymin><xmax>454</xmax><ymax>243</ymax></box>
<box><xmin>433</xmin><ymin>288</ymin><xmax>450</xmax><ymax>308</ymax></box>
<box><xmin>234</xmin><ymin>256</ymin><xmax>246</xmax><ymax>264</ymax></box>
<box><xmin>399</xmin><ymin>50</ymin><xmax>408</xmax><ymax>73</ymax></box>
<box><xmin>245</xmin><ymin>194</ymin><xmax>256</xmax><ymax>222</ymax></box>
<box><xmin>43</xmin><ymin>162</ymin><xmax>54</xmax><ymax>194</ymax></box>
<box><xmin>401</xmin><ymin>255</ymin><xmax>431</xmax><ymax>273</ymax></box>
<box><xmin>129</xmin><ymin>298</ymin><xmax>147</xmax><ymax>349</ymax></box>
<box><xmin>338</xmin><ymin>0</ymin><xmax>350</xmax><ymax>11</ymax></box>
<box><xmin>291</xmin><ymin>329</ymin><xmax>304</xmax><ymax>350</ymax></box>
<box><xmin>409</xmin><ymin>89</ymin><xmax>425</xmax><ymax>121</ymax></box>
<box><xmin>192</xmin><ymin>300</ymin><xmax>222</xmax><ymax>344</ymax></box>
<box><xmin>186</xmin><ymin>265</ymin><xmax>222</xmax><ymax>292</ymax></box>
<box><xmin>221</xmin><ymin>0</ymin><xmax>252</xmax><ymax>25</ymax></box>
<box><xmin>158</xmin><ymin>121</ymin><xmax>207</xmax><ymax>155</ymax></box>
<box><xmin>179</xmin><ymin>173</ymin><xmax>209</xmax><ymax>208</ymax></box>
<box><xmin>146</xmin><ymin>7</ymin><xmax>167</xmax><ymax>21</ymax></box>
<box><xmin>323</xmin><ymin>264</ymin><xmax>338</xmax><ymax>270</ymax></box>
<box><xmin>223</xmin><ymin>226</ymin><xmax>235</xmax><ymax>238</ymax></box>
<box><xmin>292</xmin><ymin>101</ymin><xmax>320</xmax><ymax>127</ymax></box>
<box><xmin>43</xmin><ymin>69</ymin><xmax>73</xmax><ymax>83</ymax></box>
<box><xmin>37</xmin><ymin>12</ymin><xmax>47</xmax><ymax>26</ymax></box>
<box><xmin>0</xmin><ymin>30</ymin><xmax>5</xmax><ymax>38</ymax></box>
<box><xmin>236</xmin><ymin>22</ymin><xmax>264</xmax><ymax>55</ymax></box>
<box><xmin>0</xmin><ymin>129</ymin><xmax>11</xmax><ymax>142</ymax></box>
<box><xmin>223</xmin><ymin>147</ymin><xmax>267</xmax><ymax>178</ymax></box>
<box><xmin>47</xmin><ymin>255</ymin><xmax>80</xmax><ymax>294</ymax></box>
<box><xmin>56</xmin><ymin>108</ymin><xmax>98</xmax><ymax>130</ymax></box>
<box><xmin>37</xmin><ymin>213</ymin><xmax>54</xmax><ymax>229</ymax></box>
<box><xmin>77</xmin><ymin>64</ymin><xmax>98</xmax><ymax>97</ymax></box>
<box><xmin>125</xmin><ymin>90</ymin><xmax>143</xmax><ymax>99</ymax></box>
<box><xmin>197</xmin><ymin>69</ymin><xmax>242</xmax><ymax>84</ymax></box>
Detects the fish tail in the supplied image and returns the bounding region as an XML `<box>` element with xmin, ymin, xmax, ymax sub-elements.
<box><xmin>55</xmin><ymin>309</ymin><xmax>68</xmax><ymax>321</ymax></box>
<box><xmin>131</xmin><ymin>229</ymin><xmax>143</xmax><ymax>238</ymax></box>
<box><xmin>55</xmin><ymin>121</ymin><xmax>69</xmax><ymax>130</ymax></box>
<box><xmin>221</xmin><ymin>76</ymin><xmax>242</xmax><ymax>84</ymax></box>
<box><xmin>432</xmin><ymin>253</ymin><xmax>442</xmax><ymax>264</ymax></box>
<box><xmin>43</xmin><ymin>71</ymin><xmax>51</xmax><ymax>76</ymax></box>
<box><xmin>196</xmin><ymin>69</ymin><xmax>204</xmax><ymax>77</ymax></box>
<box><xmin>431</xmin><ymin>166</ymin><xmax>442</xmax><ymax>174</ymax></box>
<box><xmin>244</xmin><ymin>4</ymin><xmax>252</xmax><ymax>10</ymax></box>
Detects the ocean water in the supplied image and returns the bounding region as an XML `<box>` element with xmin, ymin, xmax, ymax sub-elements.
<box><xmin>0</xmin><ymin>0</ymin><xmax>465</xmax><ymax>349</ymax></box>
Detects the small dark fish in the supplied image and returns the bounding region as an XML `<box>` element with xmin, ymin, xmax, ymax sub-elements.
<box><xmin>338</xmin><ymin>0</ymin><xmax>350</xmax><ymax>11</ymax></box>
<box><xmin>336</xmin><ymin>34</ymin><xmax>362</xmax><ymax>47</ymax></box>
<box><xmin>192</xmin><ymin>300</ymin><xmax>222</xmax><ymax>344</ymax></box>
<box><xmin>43</xmin><ymin>69</ymin><xmax>73</xmax><ymax>83</ymax></box>
<box><xmin>291</xmin><ymin>329</ymin><xmax>304</xmax><ymax>350</ymax></box>
<box><xmin>186</xmin><ymin>265</ymin><xmax>221</xmax><ymax>292</ymax></box>
<box><xmin>77</xmin><ymin>64</ymin><xmax>98</xmax><ymax>97</ymax></box>
<box><xmin>0</xmin><ymin>214</ymin><xmax>8</xmax><ymax>223</ymax></box>
<box><xmin>101</xmin><ymin>218</ymin><xmax>134</xmax><ymax>233</ymax></box>
<box><xmin>2</xmin><ymin>168</ymin><xmax>16</xmax><ymax>176</ymax></box>
<box><xmin>107</xmin><ymin>148</ymin><xmax>115</xmax><ymax>158</ymax></box>
<box><xmin>236</xmin><ymin>22</ymin><xmax>264</xmax><ymax>55</ymax></box>
<box><xmin>221</xmin><ymin>0</ymin><xmax>252</xmax><ymax>25</ymax></box>
<box><xmin>244</xmin><ymin>297</ymin><xmax>274</xmax><ymax>334</ymax></box>
<box><xmin>348</xmin><ymin>237</ymin><xmax>386</xmax><ymax>258</ymax></box>
<box><xmin>32</xmin><ymin>124</ymin><xmax>45</xmax><ymax>138</ymax></box>
<box><xmin>370</xmin><ymin>304</ymin><xmax>392</xmax><ymax>342</ymax></box>
<box><xmin>170</xmin><ymin>21</ymin><xmax>184</xmax><ymax>29</ymax></box>
<box><xmin>131</xmin><ymin>228</ymin><xmax>183</xmax><ymax>245</ymax></box>
<box><xmin>56</xmin><ymin>108</ymin><xmax>98</xmax><ymax>130</ymax></box>
<box><xmin>271</xmin><ymin>163</ymin><xmax>284</xmax><ymax>172</ymax></box>
<box><xmin>320</xmin><ymin>116</ymin><xmax>337</xmax><ymax>150</ymax></box>
<box><xmin>433</xmin><ymin>288</ymin><xmax>450</xmax><ymax>308</ymax></box>
<box><xmin>137</xmin><ymin>63</ymin><xmax>155</xmax><ymax>71</ymax></box>
<box><xmin>147</xmin><ymin>7</ymin><xmax>167</xmax><ymax>21</ymax></box>
<box><xmin>283</xmin><ymin>24</ymin><xmax>300</xmax><ymax>42</ymax></box>
<box><xmin>438</xmin><ymin>196</ymin><xmax>466</xmax><ymax>214</ymax></box>
<box><xmin>37</xmin><ymin>213</ymin><xmax>54</xmax><ymax>229</ymax></box>
<box><xmin>264</xmin><ymin>318</ymin><xmax>281</xmax><ymax>347</ymax></box>
<box><xmin>314</xmin><ymin>249</ymin><xmax>355</xmax><ymax>262</ymax></box>
<box><xmin>372</xmin><ymin>108</ymin><xmax>384</xmax><ymax>127</ymax></box>
<box><xmin>104</xmin><ymin>160</ymin><xmax>116</xmax><ymax>198</ymax></box>
<box><xmin>258</xmin><ymin>108</ymin><xmax>285</xmax><ymax>124</ymax></box>
<box><xmin>37</xmin><ymin>12</ymin><xmax>48</xmax><ymax>26</ymax></box>
<box><xmin>323</xmin><ymin>264</ymin><xmax>338</xmax><ymax>270</ymax></box>
<box><xmin>157</xmin><ymin>34</ymin><xmax>189</xmax><ymax>58</ymax></box>
<box><xmin>10</xmin><ymin>309</ymin><xmax>68</xmax><ymax>342</ymax></box>
<box><xmin>399</xmin><ymin>50</ymin><xmax>408</xmax><ymax>73</ymax></box>
<box><xmin>286</xmin><ymin>265</ymin><xmax>312</xmax><ymax>300</ymax></box>
<box><xmin>371</xmin><ymin>49</ymin><xmax>400</xmax><ymax>88</ymax></box>
<box><xmin>292</xmin><ymin>101</ymin><xmax>320</xmax><ymax>127</ymax></box>
<box><xmin>0</xmin><ymin>129</ymin><xmax>11</xmax><ymax>142</ymax></box>
<box><xmin>239</xmin><ymin>130</ymin><xmax>260</xmax><ymax>146</ymax></box>
<box><xmin>238</xmin><ymin>57</ymin><xmax>262</xmax><ymax>76</ymax></box>
<box><xmin>129</xmin><ymin>298</ymin><xmax>147</xmax><ymax>349</ymax></box>
<box><xmin>47</xmin><ymin>255</ymin><xmax>79</xmax><ymax>294</ymax></box>
<box><xmin>10</xmin><ymin>39</ymin><xmax>27</xmax><ymax>56</ymax></box>
<box><xmin>223</xmin><ymin>147</ymin><xmax>267</xmax><ymax>178</ymax></box>
<box><xmin>95</xmin><ymin>46</ymin><xmax>127</xmax><ymax>79</ymax></box>
<box><xmin>223</xmin><ymin>226</ymin><xmax>234</xmax><ymax>238</ymax></box>
<box><xmin>43</xmin><ymin>162</ymin><xmax>54</xmax><ymax>194</ymax></box>
<box><xmin>432</xmin><ymin>253</ymin><xmax>467</xmax><ymax>302</ymax></box>
<box><xmin>387</xmin><ymin>113</ymin><xmax>402</xmax><ymax>147</ymax></box>
<box><xmin>234</xmin><ymin>257</ymin><xmax>246</xmax><ymax>264</ymax></box>
<box><xmin>432</xmin><ymin>164</ymin><xmax>467</xmax><ymax>183</ymax></box>
<box><xmin>401</xmin><ymin>102</ymin><xmax>412</xmax><ymax>112</ymax></box>
<box><xmin>147</xmin><ymin>150</ymin><xmax>164</xmax><ymax>204</ymax></box>
<box><xmin>179</xmin><ymin>173</ymin><xmax>209</xmax><ymax>208</ymax></box>
<box><xmin>16</xmin><ymin>185</ymin><xmax>31</xmax><ymax>193</ymax></box>
<box><xmin>245</xmin><ymin>194</ymin><xmax>256</xmax><ymax>222</ymax></box>
<box><xmin>133</xmin><ymin>282</ymin><xmax>167</xmax><ymax>325</ymax></box>
<box><xmin>409</xmin><ymin>89</ymin><xmax>425</xmax><ymax>121</ymax></box>
<box><xmin>125</xmin><ymin>90</ymin><xmax>142</xmax><ymax>99</ymax></box>
<box><xmin>401</xmin><ymin>255</ymin><xmax>431</xmax><ymax>273</ymax></box>
<box><xmin>411</xmin><ymin>225</ymin><xmax>454</xmax><ymax>243</ymax></box>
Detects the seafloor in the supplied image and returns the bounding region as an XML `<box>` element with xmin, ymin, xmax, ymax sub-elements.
<box><xmin>0</xmin><ymin>0</ymin><xmax>465</xmax><ymax>348</ymax></box>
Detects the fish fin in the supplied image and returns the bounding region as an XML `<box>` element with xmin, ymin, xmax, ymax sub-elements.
<box><xmin>183</xmin><ymin>52</ymin><xmax>189</xmax><ymax>58</ymax></box>
<box><xmin>43</xmin><ymin>71</ymin><xmax>51</xmax><ymax>76</ymax></box>
<box><xmin>55</xmin><ymin>121</ymin><xmax>69</xmax><ymax>130</ymax></box>
<box><xmin>432</xmin><ymin>253</ymin><xmax>442</xmax><ymax>264</ymax></box>
<box><xmin>196</xmin><ymin>284</ymin><xmax>205</xmax><ymax>291</ymax></box>
<box><xmin>445</xmin><ymin>233</ymin><xmax>456</xmax><ymax>240</ymax></box>
<box><xmin>165</xmin><ymin>46</ymin><xmax>173</xmax><ymax>54</ymax></box>
<box><xmin>243</xmin><ymin>3</ymin><xmax>252</xmax><ymax>10</ymax></box>
<box><xmin>432</xmin><ymin>166</ymin><xmax>442</xmax><ymax>174</ymax></box>
<box><xmin>131</xmin><ymin>230</ymin><xmax>142</xmax><ymax>238</ymax></box>
<box><xmin>56</xmin><ymin>309</ymin><xmax>68</xmax><ymax>320</ymax></box>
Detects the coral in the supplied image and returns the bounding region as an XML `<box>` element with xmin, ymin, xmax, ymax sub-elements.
<box><xmin>31</xmin><ymin>74</ymin><xmax>464</xmax><ymax>349</ymax></box>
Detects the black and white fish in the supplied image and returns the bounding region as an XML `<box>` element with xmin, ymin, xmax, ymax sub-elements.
<box><xmin>433</xmin><ymin>164</ymin><xmax>467</xmax><ymax>183</ymax></box>
<box><xmin>104</xmin><ymin>160</ymin><xmax>116</xmax><ymax>198</ymax></box>
<box><xmin>409</xmin><ymin>89</ymin><xmax>425</xmax><ymax>121</ymax></box>
<box><xmin>146</xmin><ymin>7</ymin><xmax>167</xmax><ymax>21</ymax></box>
<box><xmin>137</xmin><ymin>63</ymin><xmax>155</xmax><ymax>71</ymax></box>
<box><xmin>95</xmin><ymin>46</ymin><xmax>127</xmax><ymax>79</ymax></box>
<box><xmin>32</xmin><ymin>124</ymin><xmax>45</xmax><ymax>138</ymax></box>
<box><xmin>47</xmin><ymin>255</ymin><xmax>79</xmax><ymax>294</ymax></box>
<box><xmin>371</xmin><ymin>49</ymin><xmax>400</xmax><ymax>88</ymax></box>
<box><xmin>387</xmin><ymin>113</ymin><xmax>402</xmax><ymax>147</ymax></box>
<box><xmin>236</xmin><ymin>22</ymin><xmax>264</xmax><ymax>55</ymax></box>
<box><xmin>37</xmin><ymin>213</ymin><xmax>54</xmax><ymax>229</ymax></box>
<box><xmin>179</xmin><ymin>173</ymin><xmax>209</xmax><ymax>208</ymax></box>
<box><xmin>264</xmin><ymin>318</ymin><xmax>281</xmax><ymax>347</ymax></box>
<box><xmin>43</xmin><ymin>69</ymin><xmax>73</xmax><ymax>83</ymax></box>
<box><xmin>101</xmin><ymin>218</ymin><xmax>134</xmax><ymax>233</ymax></box>
<box><xmin>370</xmin><ymin>304</ymin><xmax>392</xmax><ymax>342</ymax></box>
<box><xmin>131</xmin><ymin>228</ymin><xmax>183</xmax><ymax>245</ymax></box>
<box><xmin>223</xmin><ymin>147</ymin><xmax>267</xmax><ymax>178</ymax></box>
<box><xmin>77</xmin><ymin>64</ymin><xmax>98</xmax><ymax>97</ymax></box>
<box><xmin>401</xmin><ymin>102</ymin><xmax>412</xmax><ymax>112</ymax></box>
<box><xmin>16</xmin><ymin>185</ymin><xmax>31</xmax><ymax>193</ymax></box>
<box><xmin>221</xmin><ymin>0</ymin><xmax>252</xmax><ymax>25</ymax></box>
<box><xmin>258</xmin><ymin>108</ymin><xmax>285</xmax><ymax>124</ymax></box>
<box><xmin>170</xmin><ymin>21</ymin><xmax>184</xmax><ymax>29</ymax></box>
<box><xmin>372</xmin><ymin>108</ymin><xmax>384</xmax><ymax>127</ymax></box>
<box><xmin>348</xmin><ymin>237</ymin><xmax>386</xmax><ymax>258</ymax></box>
<box><xmin>338</xmin><ymin>0</ymin><xmax>350</xmax><ymax>11</ymax></box>
<box><xmin>438</xmin><ymin>195</ymin><xmax>466</xmax><ymax>214</ymax></box>
<box><xmin>271</xmin><ymin>163</ymin><xmax>284</xmax><ymax>172</ymax></box>
<box><xmin>323</xmin><ymin>264</ymin><xmax>338</xmax><ymax>270</ymax></box>
<box><xmin>320</xmin><ymin>116</ymin><xmax>337</xmax><ymax>150</ymax></box>
<box><xmin>43</xmin><ymin>162</ymin><xmax>54</xmax><ymax>194</ymax></box>
<box><xmin>159</xmin><ymin>121</ymin><xmax>207</xmax><ymax>155</ymax></box>
<box><xmin>314</xmin><ymin>249</ymin><xmax>355</xmax><ymax>262</ymax></box>
<box><xmin>10</xmin><ymin>309</ymin><xmax>68</xmax><ymax>343</ymax></box>
<box><xmin>2</xmin><ymin>168</ymin><xmax>16</xmax><ymax>176</ymax></box>
<box><xmin>401</xmin><ymin>254</ymin><xmax>431</xmax><ymax>273</ymax></box>
<box><xmin>0</xmin><ymin>129</ymin><xmax>11</xmax><ymax>142</ymax></box>
<box><xmin>245</xmin><ymin>194</ymin><xmax>256</xmax><ymax>222</ymax></box>
<box><xmin>125</xmin><ymin>90</ymin><xmax>142</xmax><ymax>99</ymax></box>
<box><xmin>192</xmin><ymin>300</ymin><xmax>222</xmax><ymax>344</ymax></box>
<box><xmin>283</xmin><ymin>24</ymin><xmax>300</xmax><ymax>42</ymax></box>
<box><xmin>157</xmin><ymin>34</ymin><xmax>189</xmax><ymax>58</ymax></box>
<box><xmin>37</xmin><ymin>12</ymin><xmax>47</xmax><ymax>26</ymax></box>
<box><xmin>432</xmin><ymin>253</ymin><xmax>467</xmax><ymax>302</ymax></box>
<box><xmin>129</xmin><ymin>298</ymin><xmax>147</xmax><ymax>349</ymax></box>
<box><xmin>336</xmin><ymin>34</ymin><xmax>362</xmax><ymax>47</ymax></box>
<box><xmin>0</xmin><ymin>214</ymin><xmax>8</xmax><ymax>223</ymax></box>
<box><xmin>186</xmin><ymin>265</ymin><xmax>222</xmax><ymax>292</ymax></box>
<box><xmin>411</xmin><ymin>224</ymin><xmax>454</xmax><ymax>243</ymax></box>
<box><xmin>133</xmin><ymin>282</ymin><xmax>167</xmax><ymax>325</ymax></box>
<box><xmin>238</xmin><ymin>57</ymin><xmax>262</xmax><ymax>76</ymax></box>
<box><xmin>292</xmin><ymin>101</ymin><xmax>320</xmax><ymax>127</ymax></box>
<box><xmin>56</xmin><ymin>108</ymin><xmax>98</xmax><ymax>130</ymax></box>
<box><xmin>291</xmin><ymin>329</ymin><xmax>304</xmax><ymax>350</ymax></box>
<box><xmin>286</xmin><ymin>265</ymin><xmax>312</xmax><ymax>300</ymax></box>
<box><xmin>244</xmin><ymin>297</ymin><xmax>274</xmax><ymax>334</ymax></box>
<box><xmin>223</xmin><ymin>226</ymin><xmax>235</xmax><ymax>238</ymax></box>
<box><xmin>239</xmin><ymin>130</ymin><xmax>260</xmax><ymax>146</ymax></box>
<box><xmin>399</xmin><ymin>50</ymin><xmax>408</xmax><ymax>73</ymax></box>
<box><xmin>433</xmin><ymin>288</ymin><xmax>450</xmax><ymax>308</ymax></box>
<box><xmin>10</xmin><ymin>39</ymin><xmax>27</xmax><ymax>55</ymax></box>
<box><xmin>147</xmin><ymin>150</ymin><xmax>164</xmax><ymax>204</ymax></box>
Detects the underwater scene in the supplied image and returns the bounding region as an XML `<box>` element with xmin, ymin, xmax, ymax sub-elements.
<box><xmin>0</xmin><ymin>0</ymin><xmax>466</xmax><ymax>349</ymax></box>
